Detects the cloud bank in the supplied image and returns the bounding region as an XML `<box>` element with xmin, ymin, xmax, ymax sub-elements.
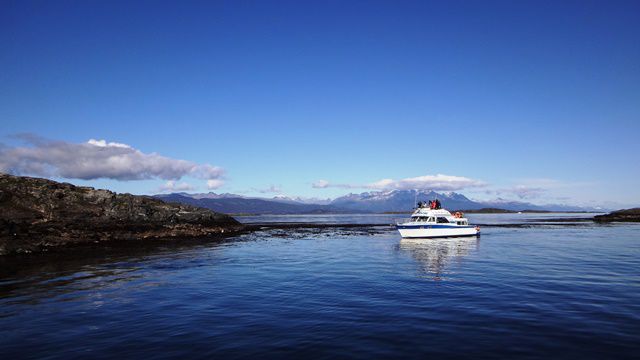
<box><xmin>253</xmin><ymin>185</ymin><xmax>282</xmax><ymax>194</ymax></box>
<box><xmin>312</xmin><ymin>180</ymin><xmax>330</xmax><ymax>189</ymax></box>
<box><xmin>366</xmin><ymin>174</ymin><xmax>486</xmax><ymax>191</ymax></box>
<box><xmin>0</xmin><ymin>135</ymin><xmax>224</xmax><ymax>183</ymax></box>
<box><xmin>311</xmin><ymin>179</ymin><xmax>356</xmax><ymax>189</ymax></box>
<box><xmin>206</xmin><ymin>179</ymin><xmax>225</xmax><ymax>190</ymax></box>
<box><xmin>484</xmin><ymin>186</ymin><xmax>546</xmax><ymax>200</ymax></box>
<box><xmin>485</xmin><ymin>179</ymin><xmax>570</xmax><ymax>200</ymax></box>
<box><xmin>313</xmin><ymin>174</ymin><xmax>486</xmax><ymax>191</ymax></box>
<box><xmin>157</xmin><ymin>181</ymin><xmax>197</xmax><ymax>193</ymax></box>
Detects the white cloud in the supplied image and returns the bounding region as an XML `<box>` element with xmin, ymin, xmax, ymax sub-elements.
<box><xmin>367</xmin><ymin>174</ymin><xmax>486</xmax><ymax>191</ymax></box>
<box><xmin>312</xmin><ymin>180</ymin><xmax>330</xmax><ymax>189</ymax></box>
<box><xmin>254</xmin><ymin>185</ymin><xmax>282</xmax><ymax>194</ymax></box>
<box><xmin>157</xmin><ymin>180</ymin><xmax>196</xmax><ymax>193</ymax></box>
<box><xmin>486</xmin><ymin>185</ymin><xmax>546</xmax><ymax>199</ymax></box>
<box><xmin>484</xmin><ymin>178</ymin><xmax>590</xmax><ymax>200</ymax></box>
<box><xmin>509</xmin><ymin>185</ymin><xmax>546</xmax><ymax>199</ymax></box>
<box><xmin>189</xmin><ymin>164</ymin><xmax>224</xmax><ymax>180</ymax></box>
<box><xmin>0</xmin><ymin>135</ymin><xmax>225</xmax><ymax>182</ymax></box>
<box><xmin>367</xmin><ymin>178</ymin><xmax>396</xmax><ymax>189</ymax></box>
<box><xmin>311</xmin><ymin>179</ymin><xmax>359</xmax><ymax>189</ymax></box>
<box><xmin>206</xmin><ymin>179</ymin><xmax>225</xmax><ymax>190</ymax></box>
<box><xmin>312</xmin><ymin>174</ymin><xmax>486</xmax><ymax>191</ymax></box>
<box><xmin>87</xmin><ymin>139</ymin><xmax>131</xmax><ymax>148</ymax></box>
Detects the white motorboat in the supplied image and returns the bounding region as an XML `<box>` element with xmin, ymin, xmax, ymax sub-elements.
<box><xmin>396</xmin><ymin>200</ymin><xmax>480</xmax><ymax>238</ymax></box>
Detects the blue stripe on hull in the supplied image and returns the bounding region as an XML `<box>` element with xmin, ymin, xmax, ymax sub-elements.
<box><xmin>396</xmin><ymin>224</ymin><xmax>475</xmax><ymax>229</ymax></box>
<box><xmin>401</xmin><ymin>233</ymin><xmax>480</xmax><ymax>239</ymax></box>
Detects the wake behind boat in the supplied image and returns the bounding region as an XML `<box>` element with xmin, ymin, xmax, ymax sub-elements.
<box><xmin>396</xmin><ymin>199</ymin><xmax>480</xmax><ymax>238</ymax></box>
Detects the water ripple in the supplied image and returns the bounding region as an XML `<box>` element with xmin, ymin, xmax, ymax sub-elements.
<box><xmin>1</xmin><ymin>220</ymin><xmax>639</xmax><ymax>358</ymax></box>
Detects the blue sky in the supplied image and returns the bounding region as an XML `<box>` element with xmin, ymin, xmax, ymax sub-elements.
<box><xmin>1</xmin><ymin>0</ymin><xmax>639</xmax><ymax>207</ymax></box>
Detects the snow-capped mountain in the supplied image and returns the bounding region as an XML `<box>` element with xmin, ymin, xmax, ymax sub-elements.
<box><xmin>330</xmin><ymin>190</ymin><xmax>601</xmax><ymax>212</ymax></box>
<box><xmin>329</xmin><ymin>190</ymin><xmax>484</xmax><ymax>212</ymax></box>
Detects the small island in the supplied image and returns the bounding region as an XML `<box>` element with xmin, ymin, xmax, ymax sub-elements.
<box><xmin>0</xmin><ymin>174</ymin><xmax>244</xmax><ymax>255</ymax></box>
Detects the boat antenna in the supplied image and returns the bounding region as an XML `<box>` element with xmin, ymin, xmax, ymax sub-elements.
<box><xmin>414</xmin><ymin>190</ymin><xmax>417</xmax><ymax>209</ymax></box>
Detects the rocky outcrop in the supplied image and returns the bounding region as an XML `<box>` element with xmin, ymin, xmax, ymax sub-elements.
<box><xmin>593</xmin><ymin>208</ymin><xmax>640</xmax><ymax>222</ymax></box>
<box><xmin>0</xmin><ymin>174</ymin><xmax>244</xmax><ymax>255</ymax></box>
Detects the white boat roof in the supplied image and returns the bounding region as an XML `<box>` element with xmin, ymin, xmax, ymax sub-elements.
<box><xmin>411</xmin><ymin>208</ymin><xmax>452</xmax><ymax>216</ymax></box>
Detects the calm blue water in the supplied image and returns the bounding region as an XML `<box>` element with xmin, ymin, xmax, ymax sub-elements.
<box><xmin>1</xmin><ymin>215</ymin><xmax>639</xmax><ymax>359</ymax></box>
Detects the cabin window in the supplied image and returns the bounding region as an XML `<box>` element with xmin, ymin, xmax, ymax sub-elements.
<box><xmin>427</xmin><ymin>217</ymin><xmax>434</xmax><ymax>222</ymax></box>
<box><xmin>436</xmin><ymin>217</ymin><xmax>449</xmax><ymax>223</ymax></box>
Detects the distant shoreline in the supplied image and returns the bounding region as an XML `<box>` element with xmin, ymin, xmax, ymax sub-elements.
<box><xmin>231</xmin><ymin>209</ymin><xmax>603</xmax><ymax>216</ymax></box>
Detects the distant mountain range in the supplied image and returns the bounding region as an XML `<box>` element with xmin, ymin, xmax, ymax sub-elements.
<box><xmin>154</xmin><ymin>193</ymin><xmax>350</xmax><ymax>214</ymax></box>
<box><xmin>155</xmin><ymin>190</ymin><xmax>600</xmax><ymax>214</ymax></box>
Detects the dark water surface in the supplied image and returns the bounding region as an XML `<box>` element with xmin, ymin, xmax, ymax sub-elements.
<box><xmin>1</xmin><ymin>215</ymin><xmax>639</xmax><ymax>359</ymax></box>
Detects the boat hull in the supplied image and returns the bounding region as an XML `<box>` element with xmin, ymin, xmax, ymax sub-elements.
<box><xmin>397</xmin><ymin>225</ymin><xmax>479</xmax><ymax>239</ymax></box>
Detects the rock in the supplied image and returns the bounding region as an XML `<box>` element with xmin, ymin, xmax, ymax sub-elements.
<box><xmin>593</xmin><ymin>208</ymin><xmax>640</xmax><ymax>223</ymax></box>
<box><xmin>0</xmin><ymin>174</ymin><xmax>244</xmax><ymax>255</ymax></box>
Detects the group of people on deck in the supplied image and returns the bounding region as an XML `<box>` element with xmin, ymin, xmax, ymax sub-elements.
<box><xmin>417</xmin><ymin>199</ymin><xmax>441</xmax><ymax>210</ymax></box>
<box><xmin>429</xmin><ymin>199</ymin><xmax>442</xmax><ymax>209</ymax></box>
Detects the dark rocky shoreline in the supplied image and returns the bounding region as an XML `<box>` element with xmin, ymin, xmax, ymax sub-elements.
<box><xmin>469</xmin><ymin>210</ymin><xmax>639</xmax><ymax>224</ymax></box>
<box><xmin>593</xmin><ymin>208</ymin><xmax>640</xmax><ymax>222</ymax></box>
<box><xmin>0</xmin><ymin>174</ymin><xmax>243</xmax><ymax>255</ymax></box>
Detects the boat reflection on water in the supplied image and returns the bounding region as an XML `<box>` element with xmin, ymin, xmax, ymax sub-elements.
<box><xmin>398</xmin><ymin>236</ymin><xmax>479</xmax><ymax>280</ymax></box>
